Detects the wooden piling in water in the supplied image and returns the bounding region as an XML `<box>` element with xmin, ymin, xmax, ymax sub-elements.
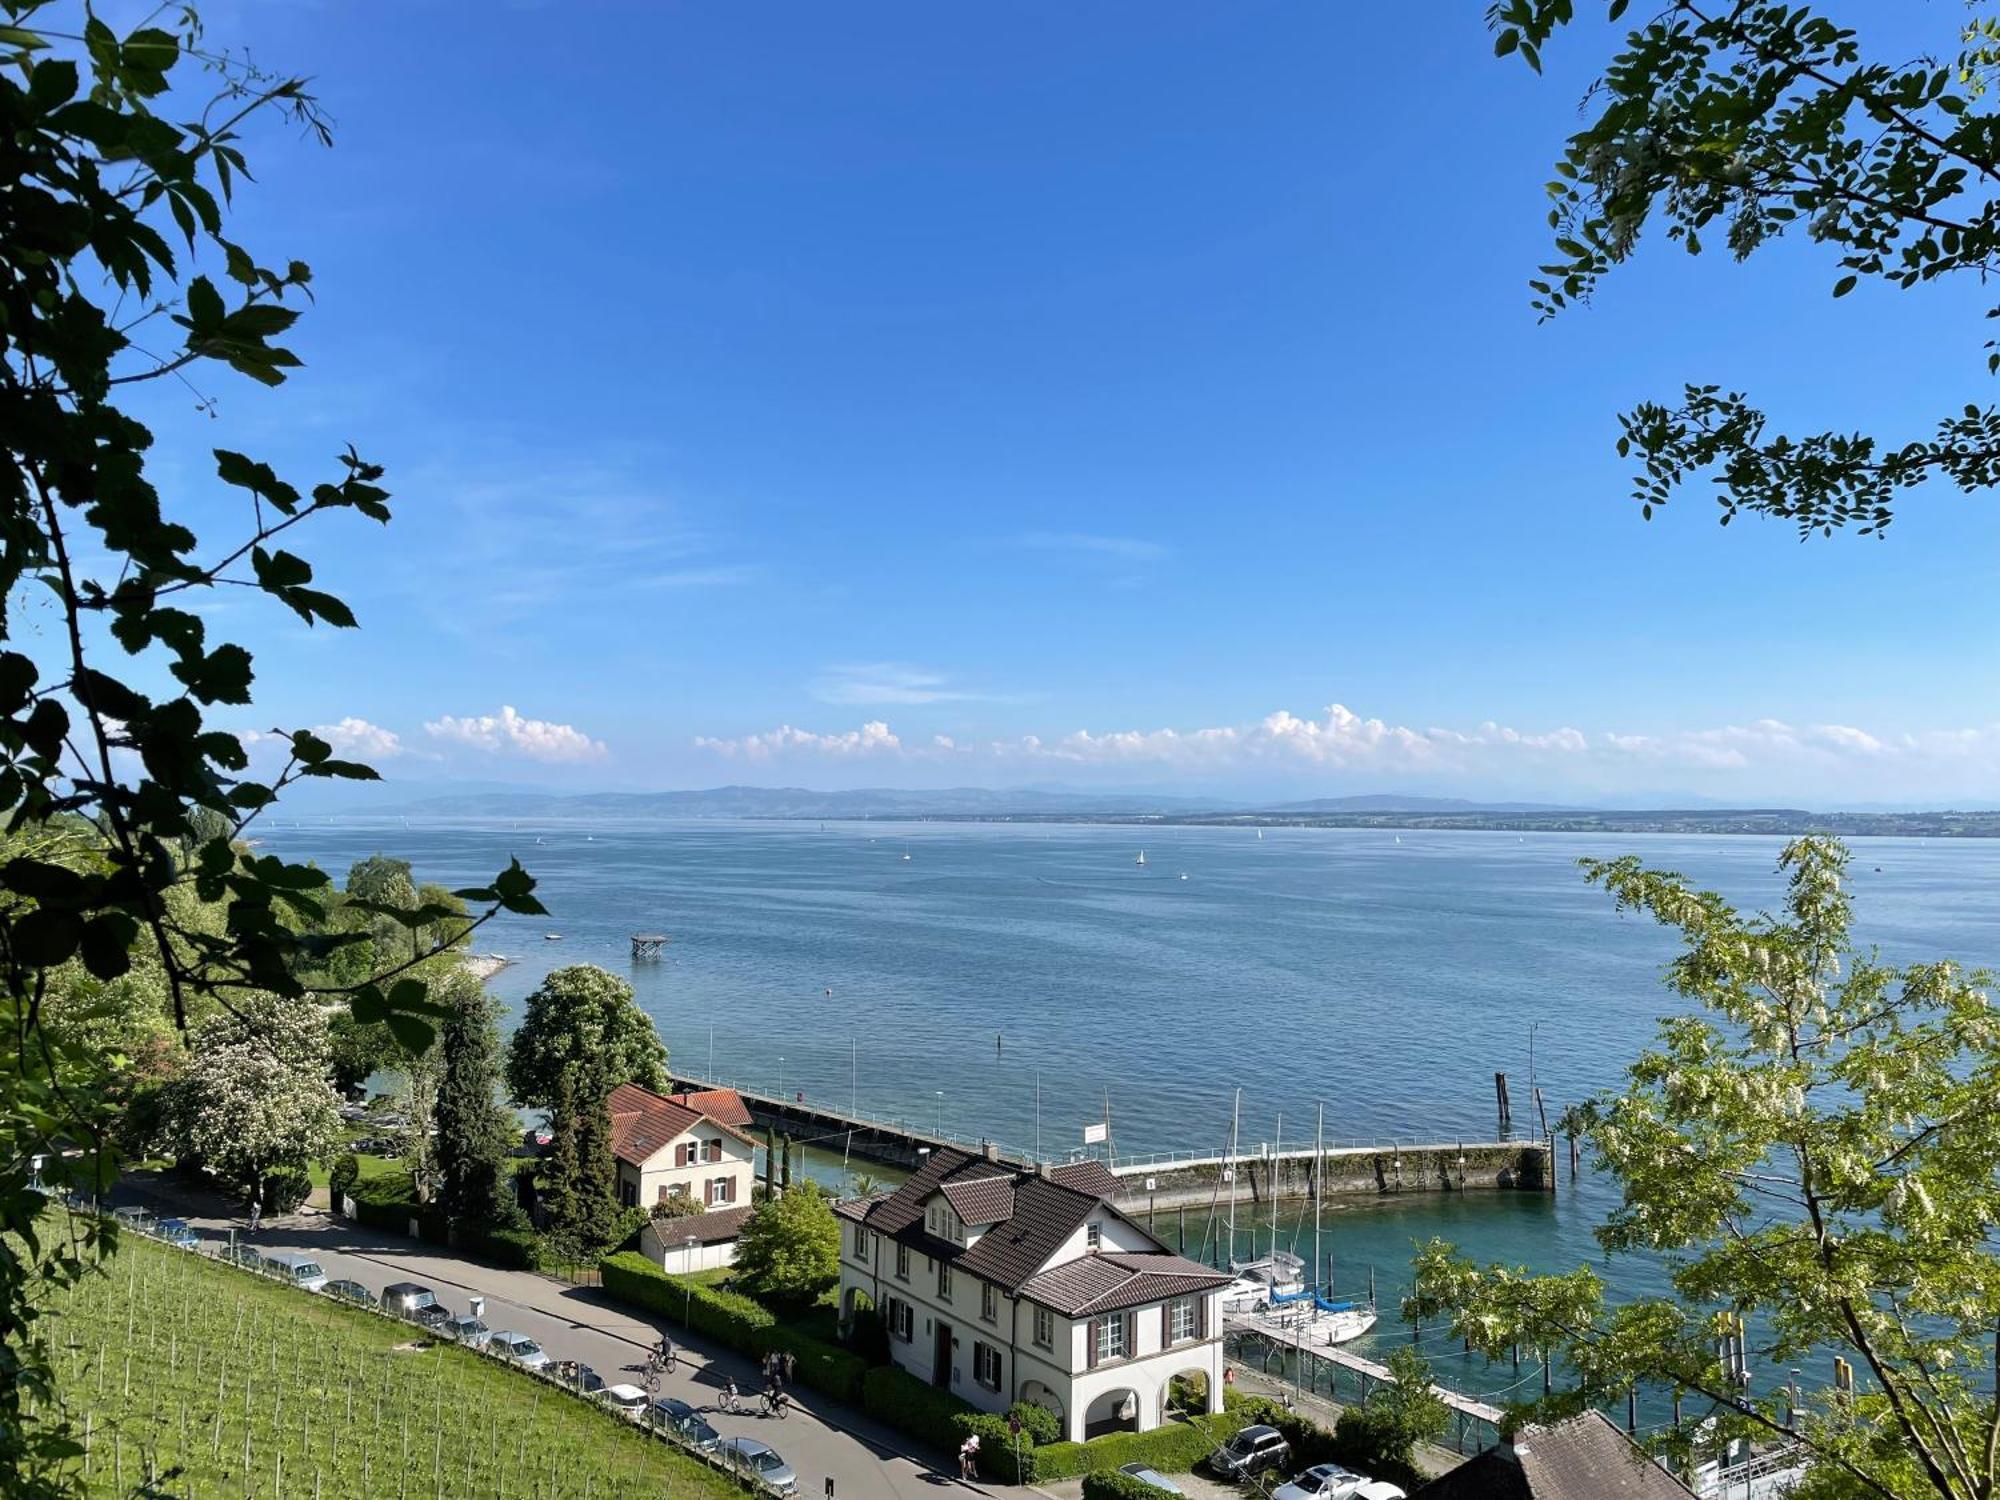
<box><xmin>1494</xmin><ymin>1072</ymin><xmax>1512</xmax><ymax>1133</ymax></box>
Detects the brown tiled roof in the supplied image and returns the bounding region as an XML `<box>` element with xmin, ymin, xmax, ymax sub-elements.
<box><xmin>1047</xmin><ymin>1160</ymin><xmax>1121</xmax><ymax>1199</ymax></box>
<box><xmin>607</xmin><ymin>1082</ymin><xmax>755</xmax><ymax>1167</ymax></box>
<box><xmin>939</xmin><ymin>1176</ymin><xmax>1016</xmax><ymax>1225</ymax></box>
<box><xmin>848</xmin><ymin>1148</ymin><xmax>1132</xmax><ymax>1293</ymax></box>
<box><xmin>657</xmin><ymin>1205</ymin><xmax>754</xmax><ymax>1246</ymax></box>
<box><xmin>1020</xmin><ymin>1250</ymin><xmax>1231</xmax><ymax>1316</ymax></box>
<box><xmin>670</xmin><ymin>1087</ymin><xmax>754</xmax><ymax>1128</ymax></box>
<box><xmin>1410</xmin><ymin>1413</ymin><xmax>1695</xmax><ymax>1500</ymax></box>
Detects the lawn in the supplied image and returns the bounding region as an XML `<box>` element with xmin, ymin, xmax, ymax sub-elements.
<box><xmin>33</xmin><ymin>1222</ymin><xmax>752</xmax><ymax>1498</ymax></box>
<box><xmin>304</xmin><ymin>1150</ymin><xmax>403</xmax><ymax>1192</ymax></box>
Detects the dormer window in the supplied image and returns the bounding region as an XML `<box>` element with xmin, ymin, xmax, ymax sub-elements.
<box><xmin>1085</xmin><ymin>1221</ymin><xmax>1102</xmax><ymax>1251</ymax></box>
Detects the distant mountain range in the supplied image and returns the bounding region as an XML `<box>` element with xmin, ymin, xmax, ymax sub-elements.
<box><xmin>370</xmin><ymin>784</ymin><xmax>2000</xmax><ymax>836</ymax></box>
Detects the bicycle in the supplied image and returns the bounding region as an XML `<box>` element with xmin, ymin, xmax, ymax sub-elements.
<box><xmin>718</xmin><ymin>1383</ymin><xmax>739</xmax><ymax>1414</ymax></box>
<box><xmin>762</xmin><ymin>1388</ymin><xmax>789</xmax><ymax>1420</ymax></box>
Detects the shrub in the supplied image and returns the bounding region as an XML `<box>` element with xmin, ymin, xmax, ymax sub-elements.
<box><xmin>328</xmin><ymin>1153</ymin><xmax>361</xmax><ymax>1204</ymax></box>
<box><xmin>651</xmin><ymin>1195</ymin><xmax>702</xmax><ymax>1221</ymax></box>
<box><xmin>861</xmin><ymin>1364</ymin><xmax>977</xmax><ymax>1451</ymax></box>
<box><xmin>465</xmin><ymin>1225</ymin><xmax>544</xmax><ymax>1270</ymax></box>
<box><xmin>1082</xmin><ymin>1471</ymin><xmax>1182</xmax><ymax>1500</ymax></box>
<box><xmin>1008</xmin><ymin>1399</ymin><xmax>1062</xmax><ymax>1447</ymax></box>
<box><xmin>262</xmin><ymin>1168</ymin><xmax>312</xmax><ymax>1214</ymax></box>
<box><xmin>1030</xmin><ymin>1413</ymin><xmax>1240</xmax><ymax>1481</ymax></box>
<box><xmin>600</xmin><ymin>1252</ymin><xmax>867</xmax><ymax>1402</ymax></box>
<box><xmin>732</xmin><ymin>1184</ymin><xmax>840</xmax><ymax>1309</ymax></box>
<box><xmin>956</xmin><ymin>1412</ymin><xmax>1033</xmax><ymax>1483</ymax></box>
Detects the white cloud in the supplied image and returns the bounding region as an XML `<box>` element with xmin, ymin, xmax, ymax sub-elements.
<box><xmin>694</xmin><ymin>720</ymin><xmax>901</xmax><ymax>761</ymax></box>
<box><xmin>689</xmin><ymin>702</ymin><xmax>2000</xmax><ymax>798</ymax></box>
<box><xmin>424</xmin><ymin>705</ymin><xmax>607</xmax><ymax>763</ymax></box>
<box><xmin>238</xmin><ymin>716</ymin><xmax>409</xmax><ymax>760</ymax></box>
<box><xmin>813</xmin><ymin>663</ymin><xmax>990</xmax><ymax>706</ymax></box>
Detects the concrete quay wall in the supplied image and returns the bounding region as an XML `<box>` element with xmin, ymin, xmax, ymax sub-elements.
<box><xmin>1108</xmin><ymin>1140</ymin><xmax>1549</xmax><ymax>1212</ymax></box>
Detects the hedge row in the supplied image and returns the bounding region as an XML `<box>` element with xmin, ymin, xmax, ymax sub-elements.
<box><xmin>600</xmin><ymin>1252</ymin><xmax>868</xmax><ymax>1403</ymax></box>
<box><xmin>1081</xmin><ymin>1471</ymin><xmax>1182</xmax><ymax>1500</ymax></box>
<box><xmin>1026</xmin><ymin>1411</ymin><xmax>1241</xmax><ymax>1482</ymax></box>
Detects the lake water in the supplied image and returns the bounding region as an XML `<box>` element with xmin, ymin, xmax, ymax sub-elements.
<box><xmin>262</xmin><ymin>817</ymin><xmax>2000</xmax><ymax>1400</ymax></box>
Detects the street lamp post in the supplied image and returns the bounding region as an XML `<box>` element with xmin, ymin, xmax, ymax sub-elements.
<box><xmin>779</xmin><ymin>1057</ymin><xmax>786</xmax><ymax>1098</ymax></box>
<box><xmin>935</xmin><ymin>1090</ymin><xmax>945</xmax><ymax>1138</ymax></box>
<box><xmin>684</xmin><ymin>1237</ymin><xmax>697</xmax><ymax>1324</ymax></box>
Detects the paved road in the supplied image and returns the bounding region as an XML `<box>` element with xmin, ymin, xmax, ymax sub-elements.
<box><xmin>119</xmin><ymin>1194</ymin><xmax>994</xmax><ymax>1500</ymax></box>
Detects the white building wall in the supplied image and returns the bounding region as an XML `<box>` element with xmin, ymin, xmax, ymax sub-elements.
<box><xmin>638</xmin><ymin>1220</ymin><xmax>738</xmax><ymax>1272</ymax></box>
<box><xmin>622</xmin><ymin>1131</ymin><xmax>754</xmax><ymax>1210</ymax></box>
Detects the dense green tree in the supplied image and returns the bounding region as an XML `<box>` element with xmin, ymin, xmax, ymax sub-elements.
<box><xmin>434</xmin><ymin>971</ymin><xmax>520</xmax><ymax>1229</ymax></box>
<box><xmin>539</xmin><ymin>1062</ymin><xmax>622</xmax><ymax>1262</ymax></box>
<box><xmin>1332</xmin><ymin>1347</ymin><xmax>1448</xmax><ymax>1485</ymax></box>
<box><xmin>505</xmin><ymin>965</ymin><xmax>669</xmax><ymax>1110</ymax></box>
<box><xmin>326</xmin><ymin>1010</ymin><xmax>398</xmax><ymax>1097</ymax></box>
<box><xmin>0</xmin><ymin>6</ymin><xmax>543</xmax><ymax>1489</ymax></box>
<box><xmin>1407</xmin><ymin>837</ymin><xmax>2000</xmax><ymax>1500</ymax></box>
<box><xmin>1492</xmin><ymin>2</ymin><xmax>2000</xmax><ymax>535</ymax></box>
<box><xmin>733</xmin><ymin>1182</ymin><xmax>841</xmax><ymax>1309</ymax></box>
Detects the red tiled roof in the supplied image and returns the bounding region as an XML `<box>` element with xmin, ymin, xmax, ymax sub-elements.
<box><xmin>1409</xmin><ymin>1412</ymin><xmax>1696</xmax><ymax>1500</ymax></box>
<box><xmin>939</xmin><ymin>1176</ymin><xmax>1016</xmax><ymax>1225</ymax></box>
<box><xmin>607</xmin><ymin>1081</ymin><xmax>755</xmax><ymax>1167</ymax></box>
<box><xmin>656</xmin><ymin>1205</ymin><xmax>754</xmax><ymax>1246</ymax></box>
<box><xmin>671</xmin><ymin>1087</ymin><xmax>754</xmax><ymax>1128</ymax></box>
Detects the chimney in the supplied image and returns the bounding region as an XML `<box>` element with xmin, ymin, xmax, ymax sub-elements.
<box><xmin>982</xmin><ymin>1141</ymin><xmax>1001</xmax><ymax>1162</ymax></box>
<box><xmin>1036</xmin><ymin>1160</ymin><xmax>1053</xmax><ymax>1179</ymax></box>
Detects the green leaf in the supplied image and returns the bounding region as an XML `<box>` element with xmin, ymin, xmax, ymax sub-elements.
<box><xmin>184</xmin><ymin>276</ymin><xmax>224</xmax><ymax>333</ymax></box>
<box><xmin>1833</xmin><ymin>275</ymin><xmax>1857</xmax><ymax>297</ymax></box>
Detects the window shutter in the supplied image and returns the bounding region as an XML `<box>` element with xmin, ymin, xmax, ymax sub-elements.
<box><xmin>1086</xmin><ymin>1320</ymin><xmax>1099</xmax><ymax>1369</ymax></box>
<box><xmin>1123</xmin><ymin>1311</ymin><xmax>1135</xmax><ymax>1357</ymax></box>
<box><xmin>1161</xmin><ymin>1303</ymin><xmax>1171</xmax><ymax>1346</ymax></box>
<box><xmin>1197</xmin><ymin>1294</ymin><xmax>1207</xmax><ymax>1340</ymax></box>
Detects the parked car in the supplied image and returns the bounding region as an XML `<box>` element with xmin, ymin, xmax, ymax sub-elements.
<box><xmin>1208</xmin><ymin>1424</ymin><xmax>1292</xmax><ymax>1481</ymax></box>
<box><xmin>153</xmin><ymin>1217</ymin><xmax>201</xmax><ymax>1250</ymax></box>
<box><xmin>558</xmin><ymin>1361</ymin><xmax>605</xmax><ymax>1395</ymax></box>
<box><xmin>380</xmin><ymin>1282</ymin><xmax>450</xmax><ymax>1329</ymax></box>
<box><xmin>217</xmin><ymin>1242</ymin><xmax>265</xmax><ymax>1270</ymax></box>
<box><xmin>717</xmin><ymin>1437</ymin><xmax>798</xmax><ymax>1496</ymax></box>
<box><xmin>650</xmin><ymin>1396</ymin><xmax>720</xmax><ymax>1450</ymax></box>
<box><xmin>1116</xmin><ymin>1462</ymin><xmax>1185</xmax><ymax>1494</ymax></box>
<box><xmin>488</xmin><ymin>1331</ymin><xmax>548</xmax><ymax>1370</ymax></box>
<box><xmin>600</xmin><ymin>1383</ymin><xmax>650</xmax><ymax>1419</ymax></box>
<box><xmin>322</xmin><ymin>1279</ymin><xmax>373</xmax><ymax>1307</ymax></box>
<box><xmin>260</xmin><ymin>1252</ymin><xmax>328</xmax><ymax>1292</ymax></box>
<box><xmin>1274</xmin><ymin>1463</ymin><xmax>1371</xmax><ymax>1500</ymax></box>
<box><xmin>111</xmin><ymin>1206</ymin><xmax>153</xmax><ymax>1233</ymax></box>
<box><xmin>1353</xmin><ymin>1485</ymin><xmax>1406</xmax><ymax>1500</ymax></box>
<box><xmin>441</xmin><ymin>1315</ymin><xmax>491</xmax><ymax>1349</ymax></box>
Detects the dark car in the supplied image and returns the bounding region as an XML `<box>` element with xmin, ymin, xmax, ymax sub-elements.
<box><xmin>649</xmin><ymin>1396</ymin><xmax>720</xmax><ymax>1450</ymax></box>
<box><xmin>217</xmin><ymin>1242</ymin><xmax>265</xmax><ymax>1270</ymax></box>
<box><xmin>379</xmin><ymin>1282</ymin><xmax>449</xmax><ymax>1328</ymax></box>
<box><xmin>153</xmin><ymin>1217</ymin><xmax>201</xmax><ymax>1250</ymax></box>
<box><xmin>322</xmin><ymin>1279</ymin><xmax>373</xmax><ymax>1307</ymax></box>
<box><xmin>1209</xmin><ymin>1423</ymin><xmax>1292</xmax><ymax>1480</ymax></box>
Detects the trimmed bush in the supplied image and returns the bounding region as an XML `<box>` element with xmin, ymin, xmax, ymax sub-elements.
<box><xmin>465</xmin><ymin>1224</ymin><xmax>544</xmax><ymax>1270</ymax></box>
<box><xmin>263</xmin><ymin>1168</ymin><xmax>312</xmax><ymax>1214</ymax></box>
<box><xmin>601</xmin><ymin>1252</ymin><xmax>867</xmax><ymax>1403</ymax></box>
<box><xmin>1009</xmin><ymin>1399</ymin><xmax>1062</xmax><ymax>1447</ymax></box>
<box><xmin>328</xmin><ymin>1153</ymin><xmax>361</xmax><ymax>1203</ymax></box>
<box><xmin>861</xmin><ymin>1364</ymin><xmax>977</xmax><ymax>1450</ymax></box>
<box><xmin>1082</xmin><ymin>1471</ymin><xmax>1182</xmax><ymax>1500</ymax></box>
<box><xmin>1030</xmin><ymin>1413</ymin><xmax>1242</xmax><ymax>1481</ymax></box>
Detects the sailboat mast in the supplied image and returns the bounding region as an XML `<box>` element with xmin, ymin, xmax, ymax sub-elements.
<box><xmin>1226</xmin><ymin>1088</ymin><xmax>1240</xmax><ymax>1270</ymax></box>
<box><xmin>1271</xmin><ymin>1111</ymin><xmax>1282</xmax><ymax>1260</ymax></box>
<box><xmin>1314</xmin><ymin>1101</ymin><xmax>1324</xmax><ymax>1296</ymax></box>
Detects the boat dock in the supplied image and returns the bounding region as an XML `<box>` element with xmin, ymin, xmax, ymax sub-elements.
<box><xmin>1225</xmin><ymin>1306</ymin><xmax>1506</xmax><ymax>1453</ymax></box>
<box><xmin>667</xmin><ymin>1076</ymin><xmax>1032</xmax><ymax>1170</ymax></box>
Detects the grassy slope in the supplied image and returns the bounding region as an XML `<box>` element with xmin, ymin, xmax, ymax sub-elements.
<box><xmin>37</xmin><ymin>1226</ymin><xmax>749</xmax><ymax>1498</ymax></box>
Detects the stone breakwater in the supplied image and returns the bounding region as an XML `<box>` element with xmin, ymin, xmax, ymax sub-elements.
<box><xmin>1107</xmin><ymin>1140</ymin><xmax>1552</xmax><ymax>1213</ymax></box>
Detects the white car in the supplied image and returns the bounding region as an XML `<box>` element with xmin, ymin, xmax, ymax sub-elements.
<box><xmin>600</xmin><ymin>1383</ymin><xmax>650</xmax><ymax>1418</ymax></box>
<box><xmin>1273</xmin><ymin>1463</ymin><xmax>1370</xmax><ymax>1500</ymax></box>
<box><xmin>1355</xmin><ymin>1485</ymin><xmax>1407</xmax><ymax>1500</ymax></box>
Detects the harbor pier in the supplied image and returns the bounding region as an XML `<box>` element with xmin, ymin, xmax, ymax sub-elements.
<box><xmin>667</xmin><ymin>1076</ymin><xmax>1030</xmax><ymax>1170</ymax></box>
<box><xmin>1107</xmin><ymin>1137</ymin><xmax>1551</xmax><ymax>1213</ymax></box>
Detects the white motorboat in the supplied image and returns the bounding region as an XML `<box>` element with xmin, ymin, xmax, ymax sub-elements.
<box><xmin>1230</xmin><ymin>1249</ymin><xmax>1307</xmax><ymax>1299</ymax></box>
<box><xmin>1135</xmin><ymin>850</ymin><xmax>1147</xmax><ymax>867</ymax></box>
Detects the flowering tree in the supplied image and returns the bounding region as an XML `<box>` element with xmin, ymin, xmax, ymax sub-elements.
<box><xmin>155</xmin><ymin>992</ymin><xmax>342</xmax><ymax>1199</ymax></box>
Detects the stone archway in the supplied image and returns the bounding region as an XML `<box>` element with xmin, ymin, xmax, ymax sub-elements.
<box><xmin>1163</xmin><ymin>1367</ymin><xmax>1210</xmax><ymax>1423</ymax></box>
<box><xmin>1019</xmin><ymin>1379</ymin><xmax>1065</xmax><ymax>1432</ymax></box>
<box><xmin>1084</xmin><ymin>1386</ymin><xmax>1142</xmax><ymax>1439</ymax></box>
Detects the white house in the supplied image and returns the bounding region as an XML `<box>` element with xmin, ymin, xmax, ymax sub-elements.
<box><xmin>834</xmin><ymin>1147</ymin><xmax>1231</xmax><ymax>1443</ymax></box>
<box><xmin>607</xmin><ymin>1083</ymin><xmax>757</xmax><ymax>1212</ymax></box>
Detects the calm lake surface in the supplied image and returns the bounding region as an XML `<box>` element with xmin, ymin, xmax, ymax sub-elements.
<box><xmin>263</xmin><ymin>817</ymin><xmax>2000</xmax><ymax>1378</ymax></box>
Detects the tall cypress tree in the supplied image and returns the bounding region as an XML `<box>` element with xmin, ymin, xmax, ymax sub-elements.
<box><xmin>539</xmin><ymin>1066</ymin><xmax>584</xmax><ymax>1258</ymax></box>
<box><xmin>543</xmin><ymin>1058</ymin><xmax>623</xmax><ymax>1261</ymax></box>
<box><xmin>434</xmin><ymin>972</ymin><xmax>518</xmax><ymax>1229</ymax></box>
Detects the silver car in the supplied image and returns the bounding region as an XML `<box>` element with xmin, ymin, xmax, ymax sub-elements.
<box><xmin>440</xmin><ymin>1315</ymin><xmax>491</xmax><ymax>1349</ymax></box>
<box><xmin>488</xmin><ymin>1331</ymin><xmax>548</xmax><ymax>1371</ymax></box>
<box><xmin>1116</xmin><ymin>1462</ymin><xmax>1184</xmax><ymax>1494</ymax></box>
<box><xmin>717</xmin><ymin>1436</ymin><xmax>798</xmax><ymax>1496</ymax></box>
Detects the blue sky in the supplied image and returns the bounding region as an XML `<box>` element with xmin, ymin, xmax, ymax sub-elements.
<box><xmin>113</xmin><ymin>2</ymin><xmax>2000</xmax><ymax>804</ymax></box>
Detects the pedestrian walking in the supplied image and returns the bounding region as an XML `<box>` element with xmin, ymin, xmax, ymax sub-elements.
<box><xmin>247</xmin><ymin>1196</ymin><xmax>261</xmax><ymax>1234</ymax></box>
<box><xmin>783</xmin><ymin>1350</ymin><xmax>796</xmax><ymax>1384</ymax></box>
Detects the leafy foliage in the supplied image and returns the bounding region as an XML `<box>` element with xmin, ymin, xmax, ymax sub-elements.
<box><xmin>1332</xmin><ymin>1346</ymin><xmax>1446</xmax><ymax>1485</ymax></box>
<box><xmin>539</xmin><ymin>1064</ymin><xmax>622</xmax><ymax>1263</ymax></box>
<box><xmin>504</xmin><ymin>965</ymin><xmax>669</xmax><ymax>1110</ymax></box>
<box><xmin>1491</xmin><ymin>2</ymin><xmax>2000</xmax><ymax>535</ymax></box>
<box><xmin>0</xmin><ymin>5</ymin><xmax>545</xmax><ymax>1488</ymax></box>
<box><xmin>731</xmin><ymin>1183</ymin><xmax>841</xmax><ymax>1309</ymax></box>
<box><xmin>1407</xmin><ymin>837</ymin><xmax>2000</xmax><ymax>1499</ymax></box>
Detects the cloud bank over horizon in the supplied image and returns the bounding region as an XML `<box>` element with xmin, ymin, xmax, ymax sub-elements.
<box><xmin>686</xmin><ymin>702</ymin><xmax>2000</xmax><ymax>804</ymax></box>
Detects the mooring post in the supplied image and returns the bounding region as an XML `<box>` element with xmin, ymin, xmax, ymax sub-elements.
<box><xmin>1494</xmin><ymin>1073</ymin><xmax>1512</xmax><ymax>1134</ymax></box>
